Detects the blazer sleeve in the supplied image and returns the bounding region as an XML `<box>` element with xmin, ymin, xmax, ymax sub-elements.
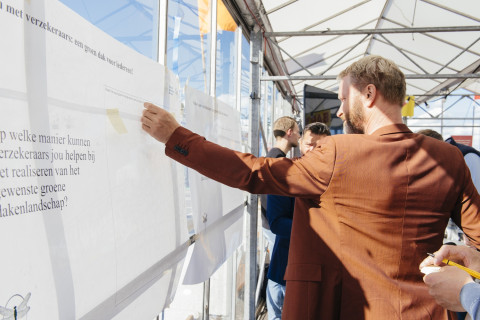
<box><xmin>266</xmin><ymin>194</ymin><xmax>294</xmax><ymax>238</ymax></box>
<box><xmin>165</xmin><ymin>126</ymin><xmax>335</xmax><ymax>198</ymax></box>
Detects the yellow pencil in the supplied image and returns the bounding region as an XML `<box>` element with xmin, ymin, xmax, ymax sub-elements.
<box><xmin>427</xmin><ymin>253</ymin><xmax>480</xmax><ymax>280</ymax></box>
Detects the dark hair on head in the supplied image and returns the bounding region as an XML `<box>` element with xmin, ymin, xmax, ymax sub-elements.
<box><xmin>304</xmin><ymin>122</ymin><xmax>331</xmax><ymax>136</ymax></box>
<box><xmin>416</xmin><ymin>129</ymin><xmax>444</xmax><ymax>141</ymax></box>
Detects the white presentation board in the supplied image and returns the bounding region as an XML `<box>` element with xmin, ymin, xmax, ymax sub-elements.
<box><xmin>0</xmin><ymin>0</ymin><xmax>189</xmax><ymax>319</ymax></box>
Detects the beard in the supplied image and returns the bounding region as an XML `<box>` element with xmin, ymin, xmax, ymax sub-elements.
<box><xmin>343</xmin><ymin>98</ymin><xmax>365</xmax><ymax>134</ymax></box>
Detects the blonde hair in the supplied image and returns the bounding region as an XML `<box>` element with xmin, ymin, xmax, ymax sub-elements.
<box><xmin>273</xmin><ymin>116</ymin><xmax>297</xmax><ymax>138</ymax></box>
<box><xmin>338</xmin><ymin>55</ymin><xmax>406</xmax><ymax>106</ymax></box>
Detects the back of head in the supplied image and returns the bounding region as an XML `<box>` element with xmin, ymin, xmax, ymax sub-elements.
<box><xmin>416</xmin><ymin>129</ymin><xmax>444</xmax><ymax>141</ymax></box>
<box><xmin>338</xmin><ymin>55</ymin><xmax>406</xmax><ymax>107</ymax></box>
<box><xmin>273</xmin><ymin>116</ymin><xmax>297</xmax><ymax>138</ymax></box>
<box><xmin>304</xmin><ymin>122</ymin><xmax>331</xmax><ymax>136</ymax></box>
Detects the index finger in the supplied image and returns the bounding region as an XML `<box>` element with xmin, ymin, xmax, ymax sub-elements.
<box><xmin>144</xmin><ymin>102</ymin><xmax>161</xmax><ymax>114</ymax></box>
<box><xmin>419</xmin><ymin>255</ymin><xmax>436</xmax><ymax>269</ymax></box>
<box><xmin>433</xmin><ymin>245</ymin><xmax>470</xmax><ymax>265</ymax></box>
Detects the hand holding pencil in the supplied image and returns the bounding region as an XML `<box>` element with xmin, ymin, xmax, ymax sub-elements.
<box><xmin>420</xmin><ymin>244</ymin><xmax>480</xmax><ymax>274</ymax></box>
<box><xmin>426</xmin><ymin>252</ymin><xmax>480</xmax><ymax>280</ymax></box>
<box><xmin>419</xmin><ymin>244</ymin><xmax>480</xmax><ymax>312</ymax></box>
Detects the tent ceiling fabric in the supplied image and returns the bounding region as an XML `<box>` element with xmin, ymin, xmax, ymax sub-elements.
<box><xmin>230</xmin><ymin>0</ymin><xmax>480</xmax><ymax>106</ymax></box>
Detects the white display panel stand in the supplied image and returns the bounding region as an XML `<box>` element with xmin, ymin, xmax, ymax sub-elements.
<box><xmin>0</xmin><ymin>0</ymin><xmax>189</xmax><ymax>319</ymax></box>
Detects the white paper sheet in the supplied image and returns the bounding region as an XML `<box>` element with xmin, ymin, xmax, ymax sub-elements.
<box><xmin>0</xmin><ymin>0</ymin><xmax>189</xmax><ymax>318</ymax></box>
<box><xmin>182</xmin><ymin>86</ymin><xmax>244</xmax><ymax>284</ymax></box>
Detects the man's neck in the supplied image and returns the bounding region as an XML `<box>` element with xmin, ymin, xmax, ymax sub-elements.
<box><xmin>274</xmin><ymin>139</ymin><xmax>291</xmax><ymax>154</ymax></box>
<box><xmin>363</xmin><ymin>102</ymin><xmax>404</xmax><ymax>135</ymax></box>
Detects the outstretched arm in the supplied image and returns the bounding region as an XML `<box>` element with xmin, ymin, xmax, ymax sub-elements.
<box><xmin>141</xmin><ymin>103</ymin><xmax>335</xmax><ymax>198</ymax></box>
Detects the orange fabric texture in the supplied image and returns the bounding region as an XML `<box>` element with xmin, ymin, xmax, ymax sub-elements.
<box><xmin>198</xmin><ymin>0</ymin><xmax>237</xmax><ymax>35</ymax></box>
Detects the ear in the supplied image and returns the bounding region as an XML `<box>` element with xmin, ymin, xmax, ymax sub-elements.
<box><xmin>286</xmin><ymin>128</ymin><xmax>293</xmax><ymax>137</ymax></box>
<box><xmin>364</xmin><ymin>84</ymin><xmax>376</xmax><ymax>108</ymax></box>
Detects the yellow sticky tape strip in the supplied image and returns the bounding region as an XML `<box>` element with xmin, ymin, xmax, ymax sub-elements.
<box><xmin>106</xmin><ymin>108</ymin><xmax>127</xmax><ymax>134</ymax></box>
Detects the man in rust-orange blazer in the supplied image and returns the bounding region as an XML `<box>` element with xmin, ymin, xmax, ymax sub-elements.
<box><xmin>164</xmin><ymin>124</ymin><xmax>479</xmax><ymax>319</ymax></box>
<box><xmin>141</xmin><ymin>56</ymin><xmax>480</xmax><ymax>319</ymax></box>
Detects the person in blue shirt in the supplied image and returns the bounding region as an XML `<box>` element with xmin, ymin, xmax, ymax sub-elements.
<box><xmin>260</xmin><ymin>116</ymin><xmax>300</xmax><ymax>320</ymax></box>
<box><xmin>265</xmin><ymin>122</ymin><xmax>330</xmax><ymax>320</ymax></box>
<box><xmin>420</xmin><ymin>244</ymin><xmax>480</xmax><ymax>320</ymax></box>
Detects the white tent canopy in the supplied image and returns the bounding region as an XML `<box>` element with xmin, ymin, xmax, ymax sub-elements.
<box><xmin>229</xmin><ymin>0</ymin><xmax>480</xmax><ymax>107</ymax></box>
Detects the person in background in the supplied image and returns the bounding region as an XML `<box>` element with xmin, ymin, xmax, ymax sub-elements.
<box><xmin>299</xmin><ymin>122</ymin><xmax>331</xmax><ymax>155</ymax></box>
<box><xmin>258</xmin><ymin>116</ymin><xmax>300</xmax><ymax>319</ymax></box>
<box><xmin>445</xmin><ymin>136</ymin><xmax>480</xmax><ymax>191</ymax></box>
<box><xmin>420</xmin><ymin>244</ymin><xmax>480</xmax><ymax>320</ymax></box>
<box><xmin>416</xmin><ymin>129</ymin><xmax>480</xmax><ymax>190</ymax></box>
<box><xmin>141</xmin><ymin>55</ymin><xmax>480</xmax><ymax>319</ymax></box>
<box><xmin>416</xmin><ymin>129</ymin><xmax>444</xmax><ymax>141</ymax></box>
<box><xmin>259</xmin><ymin>116</ymin><xmax>300</xmax><ymax>239</ymax></box>
<box><xmin>417</xmin><ymin>129</ymin><xmax>480</xmax><ymax>245</ymax></box>
<box><xmin>266</xmin><ymin>122</ymin><xmax>330</xmax><ymax>320</ymax></box>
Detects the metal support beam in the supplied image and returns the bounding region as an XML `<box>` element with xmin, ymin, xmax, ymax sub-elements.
<box><xmin>267</xmin><ymin>38</ymin><xmax>314</xmax><ymax>76</ymax></box>
<box><xmin>408</xmin><ymin>125</ymin><xmax>480</xmax><ymax>128</ymax></box>
<box><xmin>264</xmin><ymin>26</ymin><xmax>480</xmax><ymax>37</ymax></box>
<box><xmin>266</xmin><ymin>0</ymin><xmax>298</xmax><ymax>15</ymax></box>
<box><xmin>202</xmin><ymin>2</ymin><xmax>218</xmax><ymax>319</ymax></box>
<box><xmin>420</xmin><ymin>0</ymin><xmax>480</xmax><ymax>24</ymax></box>
<box><xmin>435</xmin><ymin>36</ymin><xmax>480</xmax><ymax>74</ymax></box>
<box><xmin>296</xmin><ymin>93</ymin><xmax>476</xmax><ymax>98</ymax></box>
<box><xmin>278</xmin><ymin>0</ymin><xmax>371</xmax><ymax>43</ymax></box>
<box><xmin>245</xmin><ymin>29</ymin><xmax>262</xmax><ymax>320</ymax></box>
<box><xmin>209</xmin><ymin>0</ymin><xmax>217</xmax><ymax>97</ymax></box>
<box><xmin>378</xmin><ymin>34</ymin><xmax>428</xmax><ymax>74</ymax></box>
<box><xmin>235</xmin><ymin>26</ymin><xmax>243</xmax><ymax>113</ymax></box>
<box><xmin>259</xmin><ymin>117</ymin><xmax>268</xmax><ymax>155</ymax></box>
<box><xmin>407</xmin><ymin>118</ymin><xmax>480</xmax><ymax>121</ymax></box>
<box><xmin>156</xmin><ymin>0</ymin><xmax>168</xmax><ymax>65</ymax></box>
<box><xmin>382</xmin><ymin>17</ymin><xmax>480</xmax><ymax>56</ymax></box>
<box><xmin>261</xmin><ymin>73</ymin><xmax>480</xmax><ymax>81</ymax></box>
<box><xmin>202</xmin><ymin>279</ymin><xmax>211</xmax><ymax>320</ymax></box>
<box><xmin>320</xmin><ymin>35</ymin><xmax>370</xmax><ymax>75</ymax></box>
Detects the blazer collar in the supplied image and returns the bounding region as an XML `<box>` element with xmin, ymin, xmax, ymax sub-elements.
<box><xmin>370</xmin><ymin>123</ymin><xmax>412</xmax><ymax>137</ymax></box>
